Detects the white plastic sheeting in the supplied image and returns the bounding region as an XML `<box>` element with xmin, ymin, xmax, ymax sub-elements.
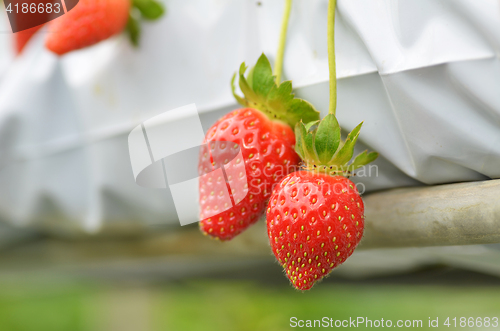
<box><xmin>0</xmin><ymin>0</ymin><xmax>499</xmax><ymax>235</ymax></box>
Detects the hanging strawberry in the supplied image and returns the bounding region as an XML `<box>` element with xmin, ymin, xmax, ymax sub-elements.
<box><xmin>46</xmin><ymin>0</ymin><xmax>164</xmax><ymax>55</ymax></box>
<box><xmin>199</xmin><ymin>0</ymin><xmax>321</xmax><ymax>241</ymax></box>
<box><xmin>266</xmin><ymin>0</ymin><xmax>378</xmax><ymax>290</ymax></box>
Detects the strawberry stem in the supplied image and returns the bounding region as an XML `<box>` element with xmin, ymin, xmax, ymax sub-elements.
<box><xmin>274</xmin><ymin>0</ymin><xmax>293</xmax><ymax>85</ymax></box>
<box><xmin>327</xmin><ymin>0</ymin><xmax>337</xmax><ymax>116</ymax></box>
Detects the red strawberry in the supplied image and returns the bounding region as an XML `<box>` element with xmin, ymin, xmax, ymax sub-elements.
<box><xmin>14</xmin><ymin>24</ymin><xmax>44</xmax><ymax>54</ymax></box>
<box><xmin>267</xmin><ymin>172</ymin><xmax>364</xmax><ymax>290</ymax></box>
<box><xmin>45</xmin><ymin>0</ymin><xmax>164</xmax><ymax>55</ymax></box>
<box><xmin>46</xmin><ymin>0</ymin><xmax>131</xmax><ymax>55</ymax></box>
<box><xmin>199</xmin><ymin>54</ymin><xmax>320</xmax><ymax>241</ymax></box>
<box><xmin>266</xmin><ymin>114</ymin><xmax>378</xmax><ymax>290</ymax></box>
<box><xmin>199</xmin><ymin>108</ymin><xmax>299</xmax><ymax>240</ymax></box>
<box><xmin>265</xmin><ymin>0</ymin><xmax>377</xmax><ymax>290</ymax></box>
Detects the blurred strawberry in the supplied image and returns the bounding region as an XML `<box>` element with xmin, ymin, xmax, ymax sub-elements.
<box><xmin>46</xmin><ymin>0</ymin><xmax>165</xmax><ymax>55</ymax></box>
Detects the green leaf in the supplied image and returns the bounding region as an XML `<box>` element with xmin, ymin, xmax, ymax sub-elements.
<box><xmin>238</xmin><ymin>63</ymin><xmax>261</xmax><ymax>104</ymax></box>
<box><xmin>303</xmin><ymin>124</ymin><xmax>316</xmax><ymax>162</ymax></box>
<box><xmin>126</xmin><ymin>14</ymin><xmax>141</xmax><ymax>47</ymax></box>
<box><xmin>294</xmin><ymin>122</ymin><xmax>307</xmax><ymax>160</ymax></box>
<box><xmin>246</xmin><ymin>65</ymin><xmax>255</xmax><ymax>89</ymax></box>
<box><xmin>350</xmin><ymin>151</ymin><xmax>379</xmax><ymax>170</ymax></box>
<box><xmin>330</xmin><ymin>122</ymin><xmax>363</xmax><ymax>166</ymax></box>
<box><xmin>250</xmin><ymin>54</ymin><xmax>275</xmax><ymax>97</ymax></box>
<box><xmin>265</xmin><ymin>85</ymin><xmax>320</xmax><ymax>126</ymax></box>
<box><xmin>133</xmin><ymin>0</ymin><xmax>165</xmax><ymax>20</ymax></box>
<box><xmin>231</xmin><ymin>73</ymin><xmax>247</xmax><ymax>107</ymax></box>
<box><xmin>295</xmin><ymin>121</ymin><xmax>317</xmax><ymax>162</ymax></box>
<box><xmin>305</xmin><ymin>120</ymin><xmax>319</xmax><ymax>132</ymax></box>
<box><xmin>231</xmin><ymin>54</ymin><xmax>320</xmax><ymax>128</ymax></box>
<box><xmin>314</xmin><ymin>114</ymin><xmax>341</xmax><ymax>164</ymax></box>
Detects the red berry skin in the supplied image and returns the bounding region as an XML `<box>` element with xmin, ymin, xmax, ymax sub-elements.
<box><xmin>199</xmin><ymin>108</ymin><xmax>300</xmax><ymax>241</ymax></box>
<box><xmin>46</xmin><ymin>0</ymin><xmax>131</xmax><ymax>55</ymax></box>
<box><xmin>267</xmin><ymin>171</ymin><xmax>364</xmax><ymax>290</ymax></box>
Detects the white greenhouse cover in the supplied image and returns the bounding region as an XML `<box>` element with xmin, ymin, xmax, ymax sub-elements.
<box><xmin>0</xmin><ymin>0</ymin><xmax>499</xmax><ymax>235</ymax></box>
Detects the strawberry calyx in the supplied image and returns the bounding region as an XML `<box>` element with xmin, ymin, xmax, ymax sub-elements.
<box><xmin>232</xmin><ymin>54</ymin><xmax>320</xmax><ymax>128</ymax></box>
<box><xmin>295</xmin><ymin>114</ymin><xmax>378</xmax><ymax>176</ymax></box>
<box><xmin>126</xmin><ymin>0</ymin><xmax>165</xmax><ymax>46</ymax></box>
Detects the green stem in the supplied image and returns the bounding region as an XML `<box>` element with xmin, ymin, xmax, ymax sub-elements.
<box><xmin>274</xmin><ymin>0</ymin><xmax>292</xmax><ymax>85</ymax></box>
<box><xmin>327</xmin><ymin>0</ymin><xmax>337</xmax><ymax>116</ymax></box>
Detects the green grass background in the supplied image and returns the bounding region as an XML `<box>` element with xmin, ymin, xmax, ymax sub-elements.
<box><xmin>0</xmin><ymin>280</ymin><xmax>498</xmax><ymax>331</ymax></box>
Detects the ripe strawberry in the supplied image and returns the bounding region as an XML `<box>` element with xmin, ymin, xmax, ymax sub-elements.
<box><xmin>267</xmin><ymin>172</ymin><xmax>364</xmax><ymax>290</ymax></box>
<box><xmin>46</xmin><ymin>0</ymin><xmax>131</xmax><ymax>55</ymax></box>
<box><xmin>14</xmin><ymin>25</ymin><xmax>44</xmax><ymax>54</ymax></box>
<box><xmin>266</xmin><ymin>114</ymin><xmax>378</xmax><ymax>290</ymax></box>
<box><xmin>199</xmin><ymin>108</ymin><xmax>299</xmax><ymax>240</ymax></box>
<box><xmin>45</xmin><ymin>0</ymin><xmax>164</xmax><ymax>55</ymax></box>
<box><xmin>199</xmin><ymin>54</ymin><xmax>320</xmax><ymax>241</ymax></box>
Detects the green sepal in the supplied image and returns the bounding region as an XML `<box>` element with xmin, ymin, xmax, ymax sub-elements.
<box><xmin>303</xmin><ymin>123</ymin><xmax>316</xmax><ymax>161</ymax></box>
<box><xmin>126</xmin><ymin>13</ymin><xmax>141</xmax><ymax>47</ymax></box>
<box><xmin>132</xmin><ymin>0</ymin><xmax>165</xmax><ymax>20</ymax></box>
<box><xmin>231</xmin><ymin>73</ymin><xmax>246</xmax><ymax>106</ymax></box>
<box><xmin>237</xmin><ymin>63</ymin><xmax>261</xmax><ymax>104</ymax></box>
<box><xmin>295</xmin><ymin>121</ymin><xmax>317</xmax><ymax>162</ymax></box>
<box><xmin>297</xmin><ymin>118</ymin><xmax>378</xmax><ymax>175</ymax></box>
<box><xmin>232</xmin><ymin>54</ymin><xmax>320</xmax><ymax>128</ymax></box>
<box><xmin>329</xmin><ymin>122</ymin><xmax>363</xmax><ymax>166</ymax></box>
<box><xmin>294</xmin><ymin>119</ymin><xmax>319</xmax><ymax>164</ymax></box>
<box><xmin>305</xmin><ymin>120</ymin><xmax>319</xmax><ymax>131</ymax></box>
<box><xmin>127</xmin><ymin>0</ymin><xmax>165</xmax><ymax>46</ymax></box>
<box><xmin>314</xmin><ymin>114</ymin><xmax>341</xmax><ymax>164</ymax></box>
<box><xmin>250</xmin><ymin>55</ymin><xmax>275</xmax><ymax>96</ymax></box>
<box><xmin>294</xmin><ymin>122</ymin><xmax>307</xmax><ymax>160</ymax></box>
<box><xmin>350</xmin><ymin>151</ymin><xmax>379</xmax><ymax>170</ymax></box>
